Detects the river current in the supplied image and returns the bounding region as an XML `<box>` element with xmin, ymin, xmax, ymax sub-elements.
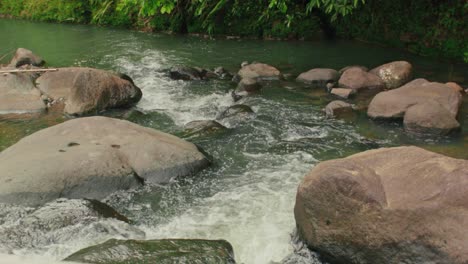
<box><xmin>0</xmin><ymin>19</ymin><xmax>467</xmax><ymax>264</ymax></box>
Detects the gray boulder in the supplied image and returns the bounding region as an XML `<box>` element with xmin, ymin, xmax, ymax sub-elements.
<box><xmin>295</xmin><ymin>146</ymin><xmax>468</xmax><ymax>264</ymax></box>
<box><xmin>296</xmin><ymin>68</ymin><xmax>339</xmax><ymax>88</ymax></box>
<box><xmin>0</xmin><ymin>72</ymin><xmax>46</xmax><ymax>115</ymax></box>
<box><xmin>403</xmin><ymin>101</ymin><xmax>460</xmax><ymax>135</ymax></box>
<box><xmin>368</xmin><ymin>79</ymin><xmax>462</xmax><ymax>119</ymax></box>
<box><xmin>9</xmin><ymin>48</ymin><xmax>45</xmax><ymax>68</ymax></box>
<box><xmin>238</xmin><ymin>63</ymin><xmax>281</xmax><ymax>81</ymax></box>
<box><xmin>338</xmin><ymin>67</ymin><xmax>384</xmax><ymax>91</ymax></box>
<box><xmin>0</xmin><ymin>116</ymin><xmax>210</xmax><ymax>206</ymax></box>
<box><xmin>65</xmin><ymin>239</ymin><xmax>236</xmax><ymax>264</ymax></box>
<box><xmin>36</xmin><ymin>67</ymin><xmax>142</xmax><ymax>115</ymax></box>
<box><xmin>217</xmin><ymin>104</ymin><xmax>254</xmax><ymax>121</ymax></box>
<box><xmin>325</xmin><ymin>100</ymin><xmax>353</xmax><ymax>118</ymax></box>
<box><xmin>169</xmin><ymin>66</ymin><xmax>204</xmax><ymax>80</ymax></box>
<box><xmin>370</xmin><ymin>61</ymin><xmax>413</xmax><ymax>89</ymax></box>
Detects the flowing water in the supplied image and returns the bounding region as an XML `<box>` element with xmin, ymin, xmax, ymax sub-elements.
<box><xmin>0</xmin><ymin>19</ymin><xmax>467</xmax><ymax>264</ymax></box>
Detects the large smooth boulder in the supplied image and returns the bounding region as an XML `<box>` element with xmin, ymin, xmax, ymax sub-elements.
<box><xmin>9</xmin><ymin>48</ymin><xmax>45</xmax><ymax>68</ymax></box>
<box><xmin>0</xmin><ymin>72</ymin><xmax>46</xmax><ymax>115</ymax></box>
<box><xmin>368</xmin><ymin>79</ymin><xmax>462</xmax><ymax>119</ymax></box>
<box><xmin>0</xmin><ymin>117</ymin><xmax>210</xmax><ymax>206</ymax></box>
<box><xmin>295</xmin><ymin>146</ymin><xmax>468</xmax><ymax>264</ymax></box>
<box><xmin>65</xmin><ymin>239</ymin><xmax>236</xmax><ymax>264</ymax></box>
<box><xmin>36</xmin><ymin>67</ymin><xmax>142</xmax><ymax>115</ymax></box>
<box><xmin>370</xmin><ymin>61</ymin><xmax>412</xmax><ymax>89</ymax></box>
<box><xmin>338</xmin><ymin>67</ymin><xmax>384</xmax><ymax>91</ymax></box>
<box><xmin>238</xmin><ymin>63</ymin><xmax>281</xmax><ymax>81</ymax></box>
<box><xmin>296</xmin><ymin>68</ymin><xmax>339</xmax><ymax>88</ymax></box>
<box><xmin>403</xmin><ymin>101</ymin><xmax>460</xmax><ymax>135</ymax></box>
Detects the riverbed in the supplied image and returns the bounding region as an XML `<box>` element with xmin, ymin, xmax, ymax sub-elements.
<box><xmin>0</xmin><ymin>19</ymin><xmax>467</xmax><ymax>264</ymax></box>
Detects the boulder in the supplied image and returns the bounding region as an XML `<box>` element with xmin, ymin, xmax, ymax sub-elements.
<box><xmin>237</xmin><ymin>78</ymin><xmax>262</xmax><ymax>93</ymax></box>
<box><xmin>9</xmin><ymin>48</ymin><xmax>45</xmax><ymax>68</ymax></box>
<box><xmin>65</xmin><ymin>239</ymin><xmax>236</xmax><ymax>264</ymax></box>
<box><xmin>169</xmin><ymin>66</ymin><xmax>204</xmax><ymax>80</ymax></box>
<box><xmin>0</xmin><ymin>72</ymin><xmax>46</xmax><ymax>115</ymax></box>
<box><xmin>370</xmin><ymin>61</ymin><xmax>413</xmax><ymax>89</ymax></box>
<box><xmin>403</xmin><ymin>101</ymin><xmax>460</xmax><ymax>135</ymax></box>
<box><xmin>184</xmin><ymin>120</ymin><xmax>227</xmax><ymax>136</ymax></box>
<box><xmin>217</xmin><ymin>104</ymin><xmax>254</xmax><ymax>121</ymax></box>
<box><xmin>368</xmin><ymin>79</ymin><xmax>462</xmax><ymax>119</ymax></box>
<box><xmin>446</xmin><ymin>82</ymin><xmax>464</xmax><ymax>94</ymax></box>
<box><xmin>36</xmin><ymin>67</ymin><xmax>142</xmax><ymax>115</ymax></box>
<box><xmin>0</xmin><ymin>116</ymin><xmax>210</xmax><ymax>206</ymax></box>
<box><xmin>325</xmin><ymin>100</ymin><xmax>353</xmax><ymax>118</ymax></box>
<box><xmin>0</xmin><ymin>198</ymin><xmax>144</xmax><ymax>252</ymax></box>
<box><xmin>330</xmin><ymin>88</ymin><xmax>355</xmax><ymax>99</ymax></box>
<box><xmin>296</xmin><ymin>68</ymin><xmax>339</xmax><ymax>88</ymax></box>
<box><xmin>238</xmin><ymin>63</ymin><xmax>281</xmax><ymax>81</ymax></box>
<box><xmin>338</xmin><ymin>67</ymin><xmax>384</xmax><ymax>91</ymax></box>
<box><xmin>338</xmin><ymin>65</ymin><xmax>368</xmax><ymax>75</ymax></box>
<box><xmin>295</xmin><ymin>146</ymin><xmax>468</xmax><ymax>264</ymax></box>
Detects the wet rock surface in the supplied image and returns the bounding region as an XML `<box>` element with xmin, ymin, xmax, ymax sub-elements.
<box><xmin>0</xmin><ymin>117</ymin><xmax>210</xmax><ymax>206</ymax></box>
<box><xmin>295</xmin><ymin>146</ymin><xmax>468</xmax><ymax>264</ymax></box>
<box><xmin>65</xmin><ymin>239</ymin><xmax>236</xmax><ymax>264</ymax></box>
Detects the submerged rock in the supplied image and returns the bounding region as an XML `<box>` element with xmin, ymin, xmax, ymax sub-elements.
<box><xmin>217</xmin><ymin>104</ymin><xmax>255</xmax><ymax>121</ymax></box>
<box><xmin>64</xmin><ymin>238</ymin><xmax>236</xmax><ymax>264</ymax></box>
<box><xmin>368</xmin><ymin>79</ymin><xmax>462</xmax><ymax>119</ymax></box>
<box><xmin>0</xmin><ymin>198</ymin><xmax>143</xmax><ymax>252</ymax></box>
<box><xmin>403</xmin><ymin>101</ymin><xmax>460</xmax><ymax>135</ymax></box>
<box><xmin>0</xmin><ymin>72</ymin><xmax>46</xmax><ymax>115</ymax></box>
<box><xmin>370</xmin><ymin>60</ymin><xmax>413</xmax><ymax>89</ymax></box>
<box><xmin>36</xmin><ymin>67</ymin><xmax>142</xmax><ymax>116</ymax></box>
<box><xmin>169</xmin><ymin>66</ymin><xmax>205</xmax><ymax>81</ymax></box>
<box><xmin>184</xmin><ymin>120</ymin><xmax>227</xmax><ymax>136</ymax></box>
<box><xmin>296</xmin><ymin>68</ymin><xmax>339</xmax><ymax>88</ymax></box>
<box><xmin>338</xmin><ymin>67</ymin><xmax>384</xmax><ymax>92</ymax></box>
<box><xmin>325</xmin><ymin>100</ymin><xmax>353</xmax><ymax>118</ymax></box>
<box><xmin>9</xmin><ymin>48</ymin><xmax>45</xmax><ymax>68</ymax></box>
<box><xmin>238</xmin><ymin>63</ymin><xmax>281</xmax><ymax>81</ymax></box>
<box><xmin>295</xmin><ymin>146</ymin><xmax>468</xmax><ymax>264</ymax></box>
<box><xmin>214</xmin><ymin>66</ymin><xmax>233</xmax><ymax>79</ymax></box>
<box><xmin>0</xmin><ymin>116</ymin><xmax>210</xmax><ymax>206</ymax></box>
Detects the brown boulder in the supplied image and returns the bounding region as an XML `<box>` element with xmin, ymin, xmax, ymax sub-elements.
<box><xmin>296</xmin><ymin>68</ymin><xmax>339</xmax><ymax>88</ymax></box>
<box><xmin>0</xmin><ymin>72</ymin><xmax>46</xmax><ymax>115</ymax></box>
<box><xmin>9</xmin><ymin>48</ymin><xmax>45</xmax><ymax>68</ymax></box>
<box><xmin>295</xmin><ymin>146</ymin><xmax>468</xmax><ymax>264</ymax></box>
<box><xmin>338</xmin><ymin>68</ymin><xmax>384</xmax><ymax>91</ymax></box>
<box><xmin>368</xmin><ymin>79</ymin><xmax>462</xmax><ymax>119</ymax></box>
<box><xmin>404</xmin><ymin>101</ymin><xmax>460</xmax><ymax>135</ymax></box>
<box><xmin>238</xmin><ymin>63</ymin><xmax>281</xmax><ymax>81</ymax></box>
<box><xmin>36</xmin><ymin>67</ymin><xmax>142</xmax><ymax>115</ymax></box>
<box><xmin>370</xmin><ymin>61</ymin><xmax>413</xmax><ymax>89</ymax></box>
<box><xmin>446</xmin><ymin>82</ymin><xmax>464</xmax><ymax>94</ymax></box>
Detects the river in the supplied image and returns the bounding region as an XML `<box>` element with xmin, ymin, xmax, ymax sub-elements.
<box><xmin>0</xmin><ymin>19</ymin><xmax>467</xmax><ymax>264</ymax></box>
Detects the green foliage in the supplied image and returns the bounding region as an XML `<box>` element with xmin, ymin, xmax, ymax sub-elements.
<box><xmin>0</xmin><ymin>0</ymin><xmax>465</xmax><ymax>61</ymax></box>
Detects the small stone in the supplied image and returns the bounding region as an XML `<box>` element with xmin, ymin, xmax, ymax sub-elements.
<box><xmin>330</xmin><ymin>88</ymin><xmax>356</xmax><ymax>99</ymax></box>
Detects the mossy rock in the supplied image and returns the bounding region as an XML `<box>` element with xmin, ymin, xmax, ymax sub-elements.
<box><xmin>64</xmin><ymin>239</ymin><xmax>236</xmax><ymax>264</ymax></box>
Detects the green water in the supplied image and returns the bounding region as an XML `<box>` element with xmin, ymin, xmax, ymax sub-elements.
<box><xmin>0</xmin><ymin>18</ymin><xmax>467</xmax><ymax>264</ymax></box>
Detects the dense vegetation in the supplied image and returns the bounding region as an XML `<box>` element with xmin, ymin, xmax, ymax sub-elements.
<box><xmin>0</xmin><ymin>0</ymin><xmax>466</xmax><ymax>61</ymax></box>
